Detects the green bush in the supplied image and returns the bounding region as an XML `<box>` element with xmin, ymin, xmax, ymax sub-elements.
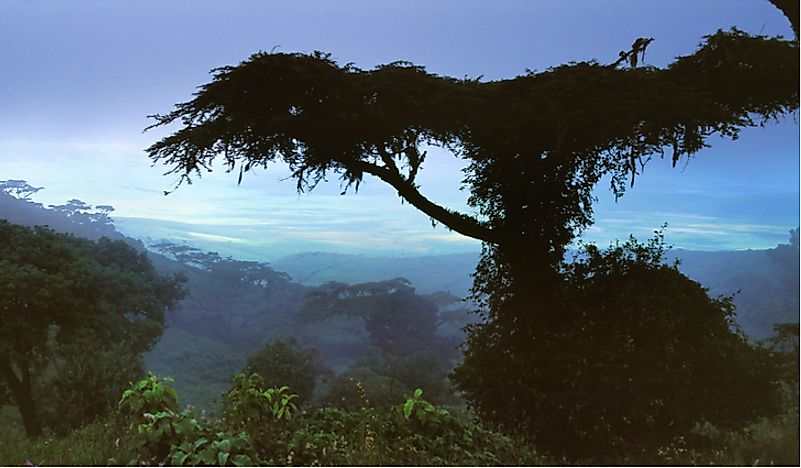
<box><xmin>168</xmin><ymin>430</ymin><xmax>256</xmax><ymax>467</ymax></box>
<box><xmin>110</xmin><ymin>372</ymin><xmax>548</xmax><ymax>466</ymax></box>
<box><xmin>117</xmin><ymin>373</ymin><xmax>184</xmax><ymax>464</ymax></box>
<box><xmin>118</xmin><ymin>373</ymin><xmax>261</xmax><ymax>466</ymax></box>
<box><xmin>318</xmin><ymin>350</ymin><xmax>455</xmax><ymax>410</ymax></box>
<box><xmin>650</xmin><ymin>411</ymin><xmax>799</xmax><ymax>466</ymax></box>
<box><xmin>37</xmin><ymin>342</ymin><xmax>145</xmax><ymax>435</ymax></box>
<box><xmin>244</xmin><ymin>338</ymin><xmax>323</xmax><ymax>406</ymax></box>
<box><xmin>0</xmin><ymin>415</ymin><xmax>135</xmax><ymax>466</ymax></box>
<box><xmin>282</xmin><ymin>388</ymin><xmax>548</xmax><ymax>466</ymax></box>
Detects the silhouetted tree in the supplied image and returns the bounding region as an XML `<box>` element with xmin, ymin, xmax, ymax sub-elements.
<box><xmin>146</xmin><ymin>4</ymin><xmax>798</xmax><ymax>457</ymax></box>
<box><xmin>0</xmin><ymin>180</ymin><xmax>43</xmax><ymax>200</ymax></box>
<box><xmin>151</xmin><ymin>241</ymin><xmax>289</xmax><ymax>287</ymax></box>
<box><xmin>0</xmin><ymin>221</ymin><xmax>185</xmax><ymax>437</ymax></box>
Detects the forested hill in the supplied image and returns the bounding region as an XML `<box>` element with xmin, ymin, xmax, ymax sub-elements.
<box><xmin>271</xmin><ymin>251</ymin><xmax>480</xmax><ymax>295</ymax></box>
<box><xmin>0</xmin><ymin>189</ymin><xmax>133</xmax><ymax>245</ymax></box>
<box><xmin>0</xmin><ymin>187</ymin><xmax>311</xmax><ymax>404</ymax></box>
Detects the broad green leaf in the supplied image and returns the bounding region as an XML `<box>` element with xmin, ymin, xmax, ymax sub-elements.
<box><xmin>171</xmin><ymin>450</ymin><xmax>189</xmax><ymax>466</ymax></box>
<box><xmin>194</xmin><ymin>437</ymin><xmax>209</xmax><ymax>450</ymax></box>
<box><xmin>232</xmin><ymin>455</ymin><xmax>252</xmax><ymax>467</ymax></box>
<box><xmin>174</xmin><ymin>416</ymin><xmax>197</xmax><ymax>435</ymax></box>
<box><xmin>216</xmin><ymin>438</ymin><xmax>232</xmax><ymax>452</ymax></box>
<box><xmin>198</xmin><ymin>447</ymin><xmax>217</xmax><ymax>465</ymax></box>
<box><xmin>403</xmin><ymin>399</ymin><xmax>414</xmax><ymax>419</ymax></box>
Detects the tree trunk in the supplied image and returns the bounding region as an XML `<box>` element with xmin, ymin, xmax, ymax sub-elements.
<box><xmin>0</xmin><ymin>358</ymin><xmax>42</xmax><ymax>438</ymax></box>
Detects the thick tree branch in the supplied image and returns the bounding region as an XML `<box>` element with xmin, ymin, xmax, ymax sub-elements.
<box><xmin>346</xmin><ymin>159</ymin><xmax>498</xmax><ymax>244</ymax></box>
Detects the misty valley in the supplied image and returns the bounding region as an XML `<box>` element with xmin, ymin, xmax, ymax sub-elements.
<box><xmin>1</xmin><ymin>179</ymin><xmax>798</xmax><ymax>466</ymax></box>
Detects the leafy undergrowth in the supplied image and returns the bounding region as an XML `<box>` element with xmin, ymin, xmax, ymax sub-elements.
<box><xmin>113</xmin><ymin>373</ymin><xmax>549</xmax><ymax>466</ymax></box>
<box><xmin>0</xmin><ymin>406</ymin><xmax>135</xmax><ymax>466</ymax></box>
<box><xmin>1</xmin><ymin>374</ymin><xmax>798</xmax><ymax>466</ymax></box>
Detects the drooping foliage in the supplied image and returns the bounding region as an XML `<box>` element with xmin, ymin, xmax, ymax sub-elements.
<box><xmin>0</xmin><ymin>221</ymin><xmax>186</xmax><ymax>437</ymax></box>
<box><xmin>145</xmin><ymin>25</ymin><xmax>798</xmax><ymax>322</ymax></box>
<box><xmin>147</xmin><ymin>29</ymin><xmax>797</xmax><ymax>263</ymax></box>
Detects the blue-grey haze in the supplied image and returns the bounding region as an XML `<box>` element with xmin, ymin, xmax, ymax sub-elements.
<box><xmin>0</xmin><ymin>0</ymin><xmax>797</xmax><ymax>257</ymax></box>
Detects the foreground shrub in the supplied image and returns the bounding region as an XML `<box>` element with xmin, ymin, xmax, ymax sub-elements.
<box><xmin>117</xmin><ymin>372</ymin><xmax>258</xmax><ymax>466</ymax></box>
<box><xmin>244</xmin><ymin>338</ymin><xmax>325</xmax><ymax>406</ymax></box>
<box><xmin>112</xmin><ymin>373</ymin><xmax>547</xmax><ymax>466</ymax></box>
<box><xmin>281</xmin><ymin>388</ymin><xmax>548</xmax><ymax>466</ymax></box>
<box><xmin>453</xmin><ymin>235</ymin><xmax>785</xmax><ymax>459</ymax></box>
<box><xmin>318</xmin><ymin>350</ymin><xmax>455</xmax><ymax>410</ymax></box>
<box><xmin>650</xmin><ymin>408</ymin><xmax>799</xmax><ymax>466</ymax></box>
<box><xmin>0</xmin><ymin>418</ymin><xmax>135</xmax><ymax>466</ymax></box>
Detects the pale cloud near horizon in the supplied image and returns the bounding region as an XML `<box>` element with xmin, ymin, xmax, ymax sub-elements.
<box><xmin>1</xmin><ymin>134</ymin><xmax>797</xmax><ymax>258</ymax></box>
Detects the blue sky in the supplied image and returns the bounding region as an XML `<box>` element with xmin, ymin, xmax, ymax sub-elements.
<box><xmin>0</xmin><ymin>0</ymin><xmax>797</xmax><ymax>257</ymax></box>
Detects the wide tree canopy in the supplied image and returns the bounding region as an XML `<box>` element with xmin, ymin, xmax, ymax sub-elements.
<box><xmin>147</xmin><ymin>29</ymin><xmax>796</xmax><ymax>265</ymax></box>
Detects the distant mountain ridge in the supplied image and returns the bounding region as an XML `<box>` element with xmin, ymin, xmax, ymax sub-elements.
<box><xmin>269</xmin><ymin>247</ymin><xmax>799</xmax><ymax>340</ymax></box>
<box><xmin>271</xmin><ymin>251</ymin><xmax>480</xmax><ymax>296</ymax></box>
<box><xmin>2</xmin><ymin>187</ymin><xmax>798</xmax><ymax>342</ymax></box>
